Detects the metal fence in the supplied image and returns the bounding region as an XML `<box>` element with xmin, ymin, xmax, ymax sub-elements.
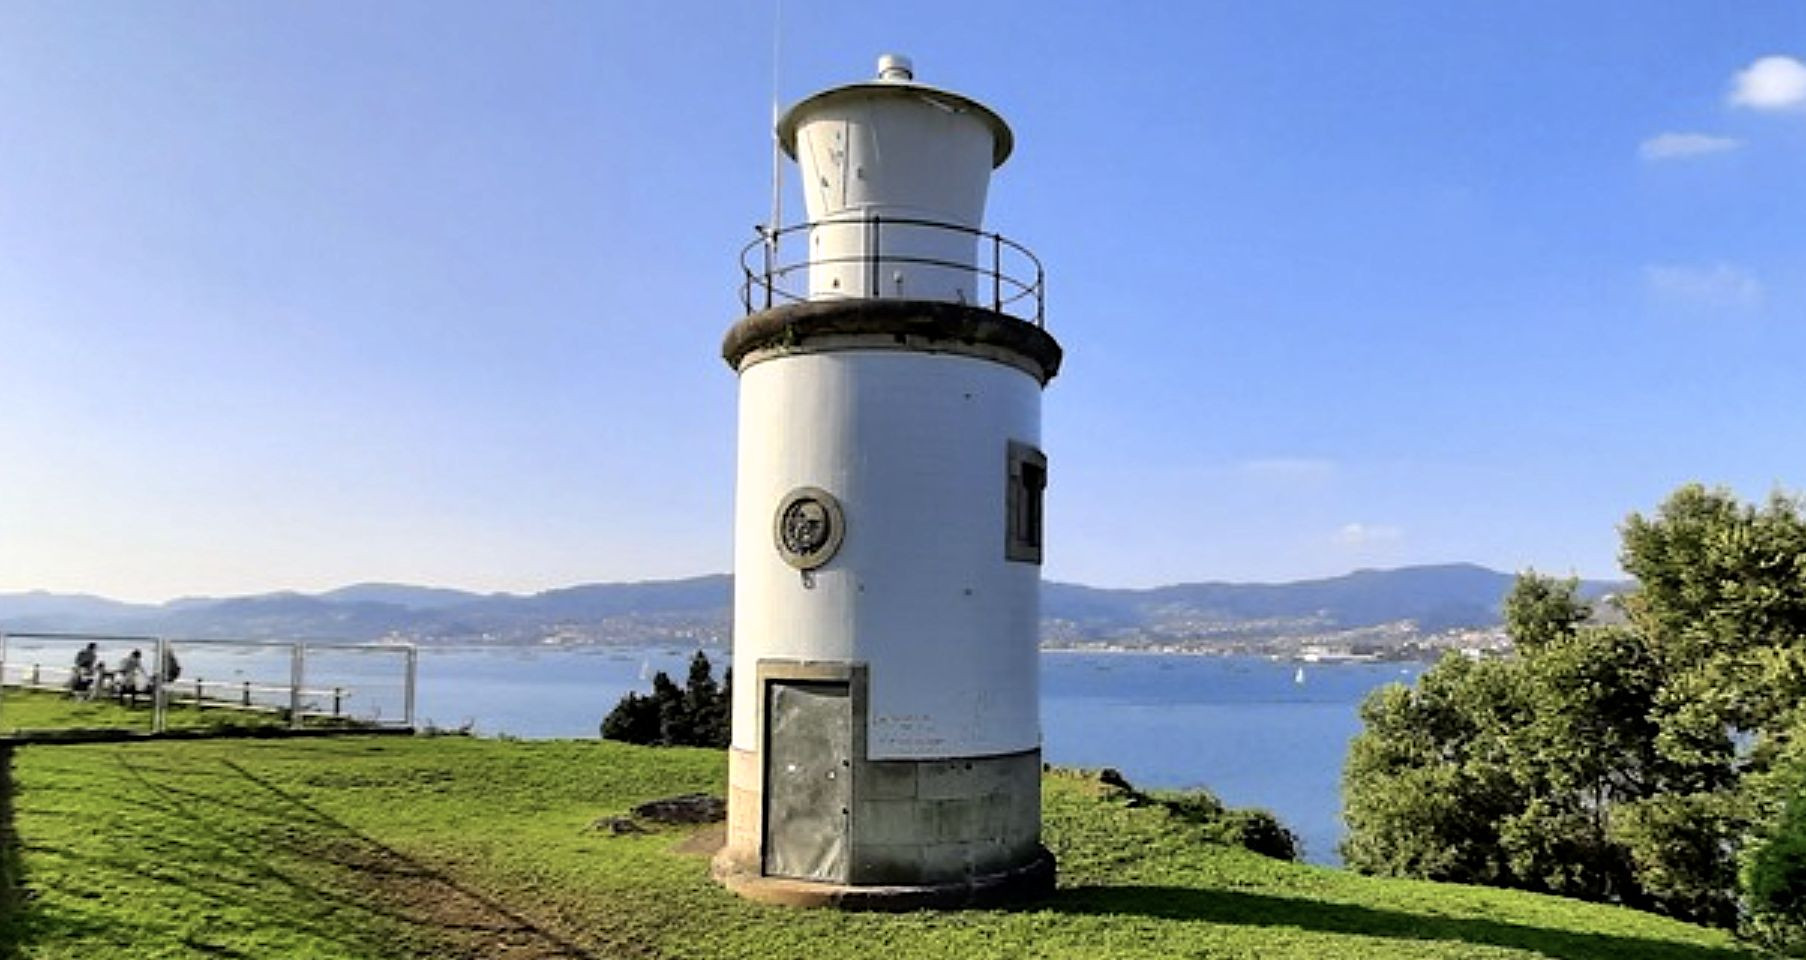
<box><xmin>0</xmin><ymin>631</ymin><xmax>416</xmax><ymax>735</ymax></box>
<box><xmin>740</xmin><ymin>216</ymin><xmax>1046</xmax><ymax>325</ymax></box>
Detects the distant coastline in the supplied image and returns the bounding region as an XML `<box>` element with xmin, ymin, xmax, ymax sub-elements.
<box><xmin>3</xmin><ymin>562</ymin><xmax>1621</xmax><ymax>662</ymax></box>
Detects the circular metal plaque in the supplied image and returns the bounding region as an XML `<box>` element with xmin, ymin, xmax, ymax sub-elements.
<box><xmin>774</xmin><ymin>487</ymin><xmax>845</xmax><ymax>570</ymax></box>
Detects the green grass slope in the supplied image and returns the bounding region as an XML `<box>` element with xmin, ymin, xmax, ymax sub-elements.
<box><xmin>0</xmin><ymin>688</ymin><xmax>368</xmax><ymax>738</ymax></box>
<box><xmin>0</xmin><ymin>735</ymin><xmax>1756</xmax><ymax>960</ymax></box>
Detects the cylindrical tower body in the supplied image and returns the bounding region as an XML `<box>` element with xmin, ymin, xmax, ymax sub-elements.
<box><xmin>716</xmin><ymin>56</ymin><xmax>1061</xmax><ymax>908</ymax></box>
<box><xmin>731</xmin><ymin>353</ymin><xmax>1042</xmax><ymax>757</ymax></box>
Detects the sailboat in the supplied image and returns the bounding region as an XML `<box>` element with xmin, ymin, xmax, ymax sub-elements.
<box><xmin>1294</xmin><ymin>665</ymin><xmax>1306</xmax><ymax>685</ymax></box>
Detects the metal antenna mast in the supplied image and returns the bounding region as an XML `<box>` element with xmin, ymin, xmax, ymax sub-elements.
<box><xmin>767</xmin><ymin>0</ymin><xmax>784</xmax><ymax>251</ymax></box>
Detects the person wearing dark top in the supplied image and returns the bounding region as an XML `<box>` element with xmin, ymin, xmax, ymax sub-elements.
<box><xmin>71</xmin><ymin>643</ymin><xmax>99</xmax><ymax>693</ymax></box>
<box><xmin>117</xmin><ymin>650</ymin><xmax>147</xmax><ymax>700</ymax></box>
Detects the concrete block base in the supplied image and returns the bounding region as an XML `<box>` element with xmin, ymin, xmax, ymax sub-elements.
<box><xmin>717</xmin><ymin>745</ymin><xmax>1053</xmax><ymax>908</ymax></box>
<box><xmin>711</xmin><ymin>844</ymin><xmax>1056</xmax><ymax>911</ymax></box>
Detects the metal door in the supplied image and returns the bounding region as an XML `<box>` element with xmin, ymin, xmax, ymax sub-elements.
<box><xmin>763</xmin><ymin>680</ymin><xmax>852</xmax><ymax>881</ymax></box>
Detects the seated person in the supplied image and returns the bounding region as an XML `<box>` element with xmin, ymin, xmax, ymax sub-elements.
<box><xmin>78</xmin><ymin>660</ymin><xmax>108</xmax><ymax>701</ymax></box>
<box><xmin>115</xmin><ymin>650</ymin><xmax>148</xmax><ymax>701</ymax></box>
<box><xmin>69</xmin><ymin>642</ymin><xmax>99</xmax><ymax>694</ymax></box>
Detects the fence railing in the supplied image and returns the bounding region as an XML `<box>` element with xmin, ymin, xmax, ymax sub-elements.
<box><xmin>0</xmin><ymin>630</ymin><xmax>416</xmax><ymax>735</ymax></box>
<box><xmin>740</xmin><ymin>216</ymin><xmax>1045</xmax><ymax>326</ymax></box>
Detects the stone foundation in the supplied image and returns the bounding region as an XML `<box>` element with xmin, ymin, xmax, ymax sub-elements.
<box><xmin>714</xmin><ymin>746</ymin><xmax>1053</xmax><ymax>907</ymax></box>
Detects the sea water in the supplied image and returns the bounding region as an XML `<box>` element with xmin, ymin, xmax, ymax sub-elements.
<box><xmin>410</xmin><ymin>645</ymin><xmax>1420</xmax><ymax>864</ymax></box>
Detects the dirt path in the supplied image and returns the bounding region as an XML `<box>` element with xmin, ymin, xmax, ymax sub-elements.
<box><xmin>321</xmin><ymin>839</ymin><xmax>649</xmax><ymax>960</ymax></box>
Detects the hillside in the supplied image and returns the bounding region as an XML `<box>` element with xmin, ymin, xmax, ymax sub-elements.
<box><xmin>0</xmin><ymin>565</ymin><xmax>1625</xmax><ymax>655</ymax></box>
<box><xmin>0</xmin><ymin>733</ymin><xmax>1750</xmax><ymax>959</ymax></box>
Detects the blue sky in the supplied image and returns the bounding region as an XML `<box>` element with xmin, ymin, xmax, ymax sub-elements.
<box><xmin>2</xmin><ymin>2</ymin><xmax>1803</xmax><ymax>602</ymax></box>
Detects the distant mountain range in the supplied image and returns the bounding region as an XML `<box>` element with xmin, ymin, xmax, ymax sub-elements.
<box><xmin>0</xmin><ymin>564</ymin><xmax>1624</xmax><ymax>655</ymax></box>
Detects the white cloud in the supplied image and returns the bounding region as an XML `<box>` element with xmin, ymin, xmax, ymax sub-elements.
<box><xmin>1334</xmin><ymin>523</ymin><xmax>1403</xmax><ymax>547</ymax></box>
<box><xmin>1644</xmin><ymin>263</ymin><xmax>1764</xmax><ymax>310</ymax></box>
<box><xmin>1729</xmin><ymin>55</ymin><xmax>1806</xmax><ymax>111</ymax></box>
<box><xmin>1638</xmin><ymin>132</ymin><xmax>1742</xmax><ymax>160</ymax></box>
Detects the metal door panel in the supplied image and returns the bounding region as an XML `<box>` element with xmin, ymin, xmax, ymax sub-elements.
<box><xmin>764</xmin><ymin>681</ymin><xmax>851</xmax><ymax>881</ymax></box>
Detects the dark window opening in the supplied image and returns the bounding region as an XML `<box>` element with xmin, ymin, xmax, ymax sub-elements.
<box><xmin>1006</xmin><ymin>442</ymin><xmax>1047</xmax><ymax>565</ymax></box>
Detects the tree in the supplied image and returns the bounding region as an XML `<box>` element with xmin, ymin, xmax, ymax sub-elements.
<box><xmin>600</xmin><ymin>690</ymin><xmax>661</xmax><ymax>744</ymax></box>
<box><xmin>600</xmin><ymin>651</ymin><xmax>731</xmax><ymax>748</ymax></box>
<box><xmin>1744</xmin><ymin>774</ymin><xmax>1806</xmax><ymax>953</ymax></box>
<box><xmin>1502</xmin><ymin>571</ymin><xmax>1590</xmax><ymax>654</ymax></box>
<box><xmin>1343</xmin><ymin>485</ymin><xmax>1806</xmax><ymax>931</ymax></box>
<box><xmin>1620</xmin><ymin>486</ymin><xmax>1806</xmax><ymax>926</ymax></box>
<box><xmin>651</xmin><ymin>670</ymin><xmax>693</xmax><ymax>745</ymax></box>
<box><xmin>1341</xmin><ymin>655</ymin><xmax>1527</xmax><ymax>884</ymax></box>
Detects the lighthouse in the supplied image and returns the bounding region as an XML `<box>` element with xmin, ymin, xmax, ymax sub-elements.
<box><xmin>713</xmin><ymin>55</ymin><xmax>1062</xmax><ymax>908</ymax></box>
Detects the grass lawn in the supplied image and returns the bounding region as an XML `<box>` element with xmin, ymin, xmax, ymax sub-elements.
<box><xmin>0</xmin><ymin>687</ymin><xmax>372</xmax><ymax>738</ymax></box>
<box><xmin>0</xmin><ymin>734</ymin><xmax>1759</xmax><ymax>960</ymax></box>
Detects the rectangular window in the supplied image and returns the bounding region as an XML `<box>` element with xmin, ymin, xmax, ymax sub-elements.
<box><xmin>1006</xmin><ymin>441</ymin><xmax>1047</xmax><ymax>564</ymax></box>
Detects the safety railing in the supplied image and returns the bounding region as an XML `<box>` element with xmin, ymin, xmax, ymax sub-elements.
<box><xmin>0</xmin><ymin>630</ymin><xmax>417</xmax><ymax>735</ymax></box>
<box><xmin>740</xmin><ymin>216</ymin><xmax>1045</xmax><ymax>327</ymax></box>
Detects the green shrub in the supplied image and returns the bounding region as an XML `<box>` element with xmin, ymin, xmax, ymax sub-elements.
<box><xmin>1744</xmin><ymin>786</ymin><xmax>1806</xmax><ymax>953</ymax></box>
<box><xmin>1212</xmin><ymin>807</ymin><xmax>1302</xmax><ymax>861</ymax></box>
<box><xmin>600</xmin><ymin>651</ymin><xmax>729</xmax><ymax>748</ymax></box>
<box><xmin>1143</xmin><ymin>783</ymin><xmax>1300</xmax><ymax>861</ymax></box>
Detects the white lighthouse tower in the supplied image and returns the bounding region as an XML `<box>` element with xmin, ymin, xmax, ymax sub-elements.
<box><xmin>713</xmin><ymin>55</ymin><xmax>1061</xmax><ymax>908</ymax></box>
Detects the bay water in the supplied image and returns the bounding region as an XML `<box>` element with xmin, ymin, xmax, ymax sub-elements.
<box><xmin>411</xmin><ymin>645</ymin><xmax>1422</xmax><ymax>864</ymax></box>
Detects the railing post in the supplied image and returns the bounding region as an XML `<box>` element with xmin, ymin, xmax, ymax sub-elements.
<box><xmin>152</xmin><ymin>637</ymin><xmax>168</xmax><ymax>734</ymax></box>
<box><xmin>869</xmin><ymin>216</ymin><xmax>881</xmax><ymax>298</ymax></box>
<box><xmin>763</xmin><ymin>230</ymin><xmax>775</xmax><ymax>310</ymax></box>
<box><xmin>1037</xmin><ymin>263</ymin><xmax>1046</xmax><ymax>327</ymax></box>
<box><xmin>404</xmin><ymin>645</ymin><xmax>418</xmax><ymax>729</ymax></box>
<box><xmin>289</xmin><ymin>642</ymin><xmax>305</xmax><ymax>730</ymax></box>
<box><xmin>992</xmin><ymin>233</ymin><xmax>1003</xmax><ymax>311</ymax></box>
